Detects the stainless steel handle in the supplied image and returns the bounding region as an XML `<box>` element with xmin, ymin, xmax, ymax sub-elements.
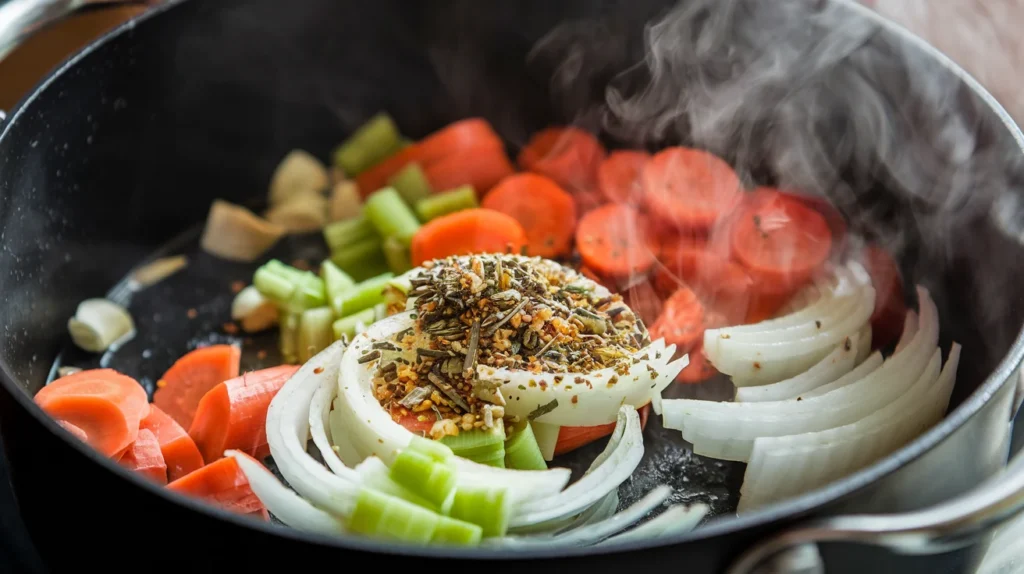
<box><xmin>727</xmin><ymin>448</ymin><xmax>1024</xmax><ymax>574</ymax></box>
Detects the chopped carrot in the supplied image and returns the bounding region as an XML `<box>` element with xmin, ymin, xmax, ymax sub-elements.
<box><xmin>59</xmin><ymin>420</ymin><xmax>89</xmax><ymax>442</ymax></box>
<box><xmin>621</xmin><ymin>279</ymin><xmax>664</xmax><ymax>327</ymax></box>
<box><xmin>189</xmin><ymin>365</ymin><xmax>300</xmax><ymax>464</ymax></box>
<box><xmin>153</xmin><ymin>344</ymin><xmax>242</xmax><ymax>429</ymax></box>
<box><xmin>575</xmin><ymin>203</ymin><xmax>655</xmax><ymax>279</ymax></box>
<box><xmin>410</xmin><ymin>208</ymin><xmax>528</xmax><ymax>266</ymax></box>
<box><xmin>641</xmin><ymin>147</ymin><xmax>743</xmax><ymax>231</ymax></box>
<box><xmin>424</xmin><ymin>146</ymin><xmax>514</xmax><ymax>198</ymax></box>
<box><xmin>140</xmin><ymin>405</ymin><xmax>204</xmax><ymax>482</ymax></box>
<box><xmin>167</xmin><ymin>455</ymin><xmax>267</xmax><ymax>518</ymax></box>
<box><xmin>119</xmin><ymin>428</ymin><xmax>168</xmax><ymax>484</ymax></box>
<box><xmin>653</xmin><ymin>247</ymin><xmax>752</xmax><ymax>324</ymax></box>
<box><xmin>676</xmin><ymin>342</ymin><xmax>719</xmax><ymax>384</ymax></box>
<box><xmin>862</xmin><ymin>244</ymin><xmax>907</xmax><ymax>350</ymax></box>
<box><xmin>356</xmin><ymin>118</ymin><xmax>504</xmax><ymax>195</ymax></box>
<box><xmin>35</xmin><ymin>369</ymin><xmax>149</xmax><ymax>458</ymax></box>
<box><xmin>597</xmin><ymin>150</ymin><xmax>649</xmax><ymax>204</ymax></box>
<box><xmin>773</xmin><ymin>189</ymin><xmax>849</xmax><ymax>257</ymax></box>
<box><xmin>517</xmin><ymin>127</ymin><xmax>606</xmax><ymax>193</ymax></box>
<box><xmin>648</xmin><ymin>287</ymin><xmax>706</xmax><ymax>353</ymax></box>
<box><xmin>481</xmin><ymin>173</ymin><xmax>578</xmax><ymax>258</ymax></box>
<box><xmin>729</xmin><ymin>188</ymin><xmax>832</xmax><ymax>293</ymax></box>
<box><xmin>572</xmin><ymin>187</ymin><xmax>607</xmax><ymax>216</ymax></box>
<box><xmin>554</xmin><ymin>404</ymin><xmax>650</xmax><ymax>457</ymax></box>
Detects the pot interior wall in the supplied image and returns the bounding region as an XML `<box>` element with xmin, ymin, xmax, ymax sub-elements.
<box><xmin>1</xmin><ymin>0</ymin><xmax>1023</xmax><ymax>447</ymax></box>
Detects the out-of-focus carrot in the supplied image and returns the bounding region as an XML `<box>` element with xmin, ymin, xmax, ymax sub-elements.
<box><xmin>35</xmin><ymin>369</ymin><xmax>149</xmax><ymax>458</ymax></box>
<box><xmin>518</xmin><ymin>127</ymin><xmax>606</xmax><ymax>193</ymax></box>
<box><xmin>642</xmin><ymin>147</ymin><xmax>743</xmax><ymax>231</ymax></box>
<box><xmin>575</xmin><ymin>203</ymin><xmax>654</xmax><ymax>279</ymax></box>
<box><xmin>862</xmin><ymin>243</ymin><xmax>907</xmax><ymax>349</ymax></box>
<box><xmin>648</xmin><ymin>287</ymin><xmax>706</xmax><ymax>353</ymax></box>
<box><xmin>481</xmin><ymin>173</ymin><xmax>577</xmax><ymax>259</ymax></box>
<box><xmin>424</xmin><ymin>146</ymin><xmax>514</xmax><ymax>198</ymax></box>
<box><xmin>119</xmin><ymin>428</ymin><xmax>167</xmax><ymax>485</ymax></box>
<box><xmin>621</xmin><ymin>279</ymin><xmax>664</xmax><ymax>327</ymax></box>
<box><xmin>140</xmin><ymin>405</ymin><xmax>204</xmax><ymax>482</ymax></box>
<box><xmin>167</xmin><ymin>455</ymin><xmax>267</xmax><ymax>518</ymax></box>
<box><xmin>189</xmin><ymin>365</ymin><xmax>300</xmax><ymax>464</ymax></box>
<box><xmin>774</xmin><ymin>189</ymin><xmax>849</xmax><ymax>257</ymax></box>
<box><xmin>597</xmin><ymin>150</ymin><xmax>649</xmax><ymax>204</ymax></box>
<box><xmin>554</xmin><ymin>404</ymin><xmax>650</xmax><ymax>457</ymax></box>
<box><xmin>676</xmin><ymin>342</ymin><xmax>719</xmax><ymax>384</ymax></box>
<box><xmin>410</xmin><ymin>208</ymin><xmax>528</xmax><ymax>266</ymax></box>
<box><xmin>59</xmin><ymin>421</ymin><xmax>89</xmax><ymax>442</ymax></box>
<box><xmin>653</xmin><ymin>247</ymin><xmax>752</xmax><ymax>325</ymax></box>
<box><xmin>153</xmin><ymin>344</ymin><xmax>242</xmax><ymax>429</ymax></box>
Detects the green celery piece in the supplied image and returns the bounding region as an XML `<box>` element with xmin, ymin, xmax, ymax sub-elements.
<box><xmin>383</xmin><ymin>236</ymin><xmax>413</xmax><ymax>275</ymax></box>
<box><xmin>467</xmin><ymin>450</ymin><xmax>505</xmax><ymax>468</ymax></box>
<box><xmin>440</xmin><ymin>420</ymin><xmax>505</xmax><ymax>459</ymax></box>
<box><xmin>278</xmin><ymin>310</ymin><xmax>300</xmax><ymax>365</ymax></box>
<box><xmin>297</xmin><ymin>307</ymin><xmax>335</xmax><ymax>363</ymax></box>
<box><xmin>364</xmin><ymin>187</ymin><xmax>421</xmax><ymax>246</ymax></box>
<box><xmin>337</xmin><ymin>272</ymin><xmax>394</xmax><ymax>317</ymax></box>
<box><xmin>415</xmin><ymin>185</ymin><xmax>478</xmax><ymax>222</ymax></box>
<box><xmin>347</xmin><ymin>487</ymin><xmax>438</xmax><ymax>544</ymax></box>
<box><xmin>320</xmin><ymin>260</ymin><xmax>355</xmax><ymax>316</ymax></box>
<box><xmin>431</xmin><ymin>515</ymin><xmax>483</xmax><ymax>546</ymax></box>
<box><xmin>446</xmin><ymin>485</ymin><xmax>511</xmax><ymax>538</ymax></box>
<box><xmin>389</xmin><ymin>449</ymin><xmax>457</xmax><ymax>509</ymax></box>
<box><xmin>253</xmin><ymin>259</ymin><xmax>326</xmax><ymax>313</ymax></box>
<box><xmin>330</xmin><ymin>236</ymin><xmax>389</xmax><ymax>282</ymax></box>
<box><xmin>323</xmin><ymin>215</ymin><xmax>377</xmax><ymax>252</ymax></box>
<box><xmin>504</xmin><ymin>421</ymin><xmax>548</xmax><ymax>471</ymax></box>
<box><xmin>388</xmin><ymin>163</ymin><xmax>433</xmax><ymax>207</ymax></box>
<box><xmin>408</xmin><ymin>436</ymin><xmax>454</xmax><ymax>463</ymax></box>
<box><xmin>332</xmin><ymin>113</ymin><xmax>402</xmax><ymax>177</ymax></box>
<box><xmin>332</xmin><ymin>308</ymin><xmax>376</xmax><ymax>341</ymax></box>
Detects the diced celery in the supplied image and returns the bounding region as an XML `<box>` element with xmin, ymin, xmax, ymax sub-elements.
<box><xmin>432</xmin><ymin>515</ymin><xmax>483</xmax><ymax>546</ymax></box>
<box><xmin>347</xmin><ymin>487</ymin><xmax>438</xmax><ymax>544</ymax></box>
<box><xmin>337</xmin><ymin>273</ymin><xmax>394</xmax><ymax>317</ymax></box>
<box><xmin>332</xmin><ymin>308</ymin><xmax>377</xmax><ymax>341</ymax></box>
<box><xmin>323</xmin><ymin>214</ymin><xmax>377</xmax><ymax>252</ymax></box>
<box><xmin>389</xmin><ymin>449</ymin><xmax>457</xmax><ymax>509</ymax></box>
<box><xmin>388</xmin><ymin>163</ymin><xmax>432</xmax><ymax>207</ymax></box>
<box><xmin>364</xmin><ymin>187</ymin><xmax>421</xmax><ymax>246</ymax></box>
<box><xmin>446</xmin><ymin>485</ymin><xmax>511</xmax><ymax>538</ymax></box>
<box><xmin>415</xmin><ymin>185</ymin><xmax>478</xmax><ymax>222</ymax></box>
<box><xmin>332</xmin><ymin>113</ymin><xmax>402</xmax><ymax>177</ymax></box>
<box><xmin>330</xmin><ymin>237</ymin><xmax>389</xmax><ymax>282</ymax></box>
<box><xmin>297</xmin><ymin>306</ymin><xmax>335</xmax><ymax>363</ymax></box>
<box><xmin>440</xmin><ymin>420</ymin><xmax>505</xmax><ymax>462</ymax></box>
<box><xmin>279</xmin><ymin>310</ymin><xmax>300</xmax><ymax>364</ymax></box>
<box><xmin>504</xmin><ymin>421</ymin><xmax>548</xmax><ymax>471</ymax></box>
<box><xmin>383</xmin><ymin>236</ymin><xmax>413</xmax><ymax>275</ymax></box>
<box><xmin>408</xmin><ymin>436</ymin><xmax>454</xmax><ymax>463</ymax></box>
<box><xmin>253</xmin><ymin>259</ymin><xmax>326</xmax><ymax>313</ymax></box>
<box><xmin>320</xmin><ymin>260</ymin><xmax>355</xmax><ymax>316</ymax></box>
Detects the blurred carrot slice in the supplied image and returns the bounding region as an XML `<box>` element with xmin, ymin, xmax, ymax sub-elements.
<box><xmin>642</xmin><ymin>147</ymin><xmax>743</xmax><ymax>231</ymax></box>
<box><xmin>424</xmin><ymin>146</ymin><xmax>514</xmax><ymax>197</ymax></box>
<box><xmin>676</xmin><ymin>342</ymin><xmax>719</xmax><ymax>384</ymax></box>
<box><xmin>140</xmin><ymin>405</ymin><xmax>204</xmax><ymax>482</ymax></box>
<box><xmin>518</xmin><ymin>126</ymin><xmax>606</xmax><ymax>193</ymax></box>
<box><xmin>862</xmin><ymin>244</ymin><xmax>907</xmax><ymax>349</ymax></box>
<box><xmin>597</xmin><ymin>150</ymin><xmax>649</xmax><ymax>204</ymax></box>
<box><xmin>153</xmin><ymin>345</ymin><xmax>242</xmax><ymax>429</ymax></box>
<box><xmin>482</xmin><ymin>173</ymin><xmax>577</xmax><ymax>258</ymax></box>
<box><xmin>410</xmin><ymin>208</ymin><xmax>528</xmax><ymax>266</ymax></box>
<box><xmin>576</xmin><ymin>203</ymin><xmax>654</xmax><ymax>279</ymax></box>
<box><xmin>119</xmin><ymin>428</ymin><xmax>168</xmax><ymax>484</ymax></box>
<box><xmin>648</xmin><ymin>287</ymin><xmax>706</xmax><ymax>353</ymax></box>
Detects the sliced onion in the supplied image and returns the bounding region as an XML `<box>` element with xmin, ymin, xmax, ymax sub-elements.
<box><xmin>228</xmin><ymin>450</ymin><xmax>348</xmax><ymax>534</ymax></box>
<box><xmin>734</xmin><ymin>331</ymin><xmax>861</xmax><ymax>402</ymax></box>
<box><xmin>797</xmin><ymin>351</ymin><xmax>883</xmax><ymax>400</ymax></box>
<box><xmin>894</xmin><ymin>309</ymin><xmax>918</xmax><ymax>354</ymax></box>
<box><xmin>531</xmin><ymin>420</ymin><xmax>560</xmax><ymax>462</ymax></box>
<box><xmin>662</xmin><ymin>286</ymin><xmax>938</xmax><ymax>462</ymax></box>
<box><xmin>309</xmin><ymin>375</ymin><xmax>350</xmax><ymax>475</ymax></box>
<box><xmin>598</xmin><ymin>502</ymin><xmax>709</xmax><ymax>546</ymax></box>
<box><xmin>329</xmin><ymin>396</ymin><xmax>366</xmax><ymax>467</ymax></box>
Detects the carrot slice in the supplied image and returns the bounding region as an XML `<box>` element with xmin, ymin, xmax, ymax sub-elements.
<box><xmin>774</xmin><ymin>189</ymin><xmax>849</xmax><ymax>257</ymax></box>
<box><xmin>119</xmin><ymin>428</ymin><xmax>168</xmax><ymax>484</ymax></box>
<box><xmin>730</xmin><ymin>188</ymin><xmax>832</xmax><ymax>293</ymax></box>
<box><xmin>648</xmin><ymin>287</ymin><xmax>706</xmax><ymax>353</ymax></box>
<box><xmin>653</xmin><ymin>247</ymin><xmax>753</xmax><ymax>324</ymax></box>
<box><xmin>676</xmin><ymin>342</ymin><xmax>719</xmax><ymax>384</ymax></box>
<box><xmin>189</xmin><ymin>365</ymin><xmax>300</xmax><ymax>464</ymax></box>
<box><xmin>481</xmin><ymin>173</ymin><xmax>578</xmax><ymax>258</ymax></box>
<box><xmin>597</xmin><ymin>150</ymin><xmax>649</xmax><ymax>204</ymax></box>
<box><xmin>356</xmin><ymin>118</ymin><xmax>504</xmax><ymax>195</ymax></box>
<box><xmin>167</xmin><ymin>455</ymin><xmax>267</xmax><ymax>518</ymax></box>
<box><xmin>59</xmin><ymin>421</ymin><xmax>89</xmax><ymax>442</ymax></box>
<box><xmin>642</xmin><ymin>147</ymin><xmax>743</xmax><ymax>231</ymax></box>
<box><xmin>554</xmin><ymin>404</ymin><xmax>650</xmax><ymax>457</ymax></box>
<box><xmin>35</xmin><ymin>369</ymin><xmax>149</xmax><ymax>458</ymax></box>
<box><xmin>424</xmin><ymin>146</ymin><xmax>515</xmax><ymax>197</ymax></box>
<box><xmin>410</xmin><ymin>208</ymin><xmax>528</xmax><ymax>266</ymax></box>
<box><xmin>576</xmin><ymin>203</ymin><xmax>655</xmax><ymax>279</ymax></box>
<box><xmin>153</xmin><ymin>344</ymin><xmax>242</xmax><ymax>429</ymax></box>
<box><xmin>517</xmin><ymin>127</ymin><xmax>606</xmax><ymax>193</ymax></box>
<box><xmin>621</xmin><ymin>279</ymin><xmax>664</xmax><ymax>327</ymax></box>
<box><xmin>141</xmin><ymin>405</ymin><xmax>204</xmax><ymax>482</ymax></box>
<box><xmin>862</xmin><ymin>244</ymin><xmax>907</xmax><ymax>350</ymax></box>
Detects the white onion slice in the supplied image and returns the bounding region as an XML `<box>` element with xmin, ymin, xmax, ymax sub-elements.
<box><xmin>309</xmin><ymin>375</ymin><xmax>350</xmax><ymax>475</ymax></box>
<box><xmin>797</xmin><ymin>351</ymin><xmax>883</xmax><ymax>400</ymax></box>
<box><xmin>228</xmin><ymin>450</ymin><xmax>348</xmax><ymax>534</ymax></box>
<box><xmin>531</xmin><ymin>420</ymin><xmax>560</xmax><ymax>462</ymax></box>
<box><xmin>734</xmin><ymin>331</ymin><xmax>860</xmax><ymax>402</ymax></box>
<box><xmin>894</xmin><ymin>309</ymin><xmax>918</xmax><ymax>354</ymax></box>
<box><xmin>328</xmin><ymin>396</ymin><xmax>366</xmax><ymax>467</ymax></box>
<box><xmin>598</xmin><ymin>502</ymin><xmax>709</xmax><ymax>546</ymax></box>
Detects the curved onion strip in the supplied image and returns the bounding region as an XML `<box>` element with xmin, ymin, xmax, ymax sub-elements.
<box><xmin>228</xmin><ymin>450</ymin><xmax>348</xmax><ymax>534</ymax></box>
<box><xmin>662</xmin><ymin>286</ymin><xmax>938</xmax><ymax>462</ymax></box>
<box><xmin>719</xmin><ymin>291</ymin><xmax>862</xmax><ymax>344</ymax></box>
<box><xmin>598</xmin><ymin>502</ymin><xmax>709</xmax><ymax>546</ymax></box>
<box><xmin>328</xmin><ymin>396</ymin><xmax>366</xmax><ymax>467</ymax></box>
<box><xmin>894</xmin><ymin>310</ymin><xmax>919</xmax><ymax>355</ymax></box>
<box><xmin>734</xmin><ymin>332</ymin><xmax>860</xmax><ymax>402</ymax></box>
<box><xmin>509</xmin><ymin>406</ymin><xmax>644</xmax><ymax>527</ymax></box>
<box><xmin>265</xmin><ymin>341</ymin><xmax>361</xmax><ymax>516</ymax></box>
<box><xmin>309</xmin><ymin>376</ymin><xmax>351</xmax><ymax>475</ymax></box>
<box><xmin>797</xmin><ymin>351</ymin><xmax>883</xmax><ymax>400</ymax></box>
<box><xmin>515</xmin><ymin>491</ymin><xmax>620</xmax><ymax>537</ymax></box>
<box><xmin>739</xmin><ymin>344</ymin><xmax>959</xmax><ymax>511</ymax></box>
<box><xmin>337</xmin><ymin>312</ymin><xmax>572</xmax><ymax>503</ymax></box>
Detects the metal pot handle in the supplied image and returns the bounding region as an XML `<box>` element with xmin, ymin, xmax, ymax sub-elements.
<box><xmin>726</xmin><ymin>447</ymin><xmax>1024</xmax><ymax>574</ymax></box>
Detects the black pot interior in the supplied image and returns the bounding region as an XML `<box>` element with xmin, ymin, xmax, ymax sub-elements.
<box><xmin>2</xmin><ymin>0</ymin><xmax>1024</xmax><ymax>544</ymax></box>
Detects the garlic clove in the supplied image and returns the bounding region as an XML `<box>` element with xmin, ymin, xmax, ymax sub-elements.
<box><xmin>328</xmin><ymin>180</ymin><xmax>362</xmax><ymax>222</ymax></box>
<box><xmin>200</xmin><ymin>199</ymin><xmax>286</xmax><ymax>262</ymax></box>
<box><xmin>67</xmin><ymin>298</ymin><xmax>135</xmax><ymax>353</ymax></box>
<box><xmin>269</xmin><ymin>150</ymin><xmax>330</xmax><ymax>206</ymax></box>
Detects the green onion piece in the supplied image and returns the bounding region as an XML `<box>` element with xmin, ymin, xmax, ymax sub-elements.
<box><xmin>323</xmin><ymin>214</ymin><xmax>377</xmax><ymax>252</ymax></box>
<box><xmin>415</xmin><ymin>185</ymin><xmax>478</xmax><ymax>222</ymax></box>
<box><xmin>332</xmin><ymin>113</ymin><xmax>402</xmax><ymax>177</ymax></box>
<box><xmin>337</xmin><ymin>272</ymin><xmax>394</xmax><ymax>317</ymax></box>
<box><xmin>388</xmin><ymin>163</ymin><xmax>433</xmax><ymax>207</ymax></box>
<box><xmin>440</xmin><ymin>420</ymin><xmax>505</xmax><ymax>465</ymax></box>
<box><xmin>503</xmin><ymin>421</ymin><xmax>548</xmax><ymax>471</ymax></box>
<box><xmin>332</xmin><ymin>307</ymin><xmax>377</xmax><ymax>341</ymax></box>
<box><xmin>320</xmin><ymin>260</ymin><xmax>355</xmax><ymax>316</ymax></box>
<box><xmin>383</xmin><ymin>236</ymin><xmax>413</xmax><ymax>275</ymax></box>
<box><xmin>364</xmin><ymin>187</ymin><xmax>421</xmax><ymax>246</ymax></box>
<box><xmin>297</xmin><ymin>306</ymin><xmax>335</xmax><ymax>363</ymax></box>
<box><xmin>330</xmin><ymin>237</ymin><xmax>389</xmax><ymax>282</ymax></box>
<box><xmin>446</xmin><ymin>485</ymin><xmax>511</xmax><ymax>538</ymax></box>
<box><xmin>347</xmin><ymin>487</ymin><xmax>439</xmax><ymax>544</ymax></box>
<box><xmin>279</xmin><ymin>311</ymin><xmax>300</xmax><ymax>364</ymax></box>
<box><xmin>253</xmin><ymin>259</ymin><xmax>326</xmax><ymax>313</ymax></box>
<box><xmin>431</xmin><ymin>515</ymin><xmax>483</xmax><ymax>546</ymax></box>
<box><xmin>408</xmin><ymin>436</ymin><xmax>454</xmax><ymax>463</ymax></box>
<box><xmin>389</xmin><ymin>449</ymin><xmax>457</xmax><ymax>509</ymax></box>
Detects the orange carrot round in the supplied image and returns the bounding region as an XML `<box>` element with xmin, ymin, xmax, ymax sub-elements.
<box><xmin>59</xmin><ymin>420</ymin><xmax>89</xmax><ymax>442</ymax></box>
<box><xmin>554</xmin><ymin>404</ymin><xmax>650</xmax><ymax>456</ymax></box>
<box><xmin>140</xmin><ymin>405</ymin><xmax>204</xmax><ymax>482</ymax></box>
<box><xmin>119</xmin><ymin>428</ymin><xmax>168</xmax><ymax>484</ymax></box>
<box><xmin>597</xmin><ymin>150</ymin><xmax>650</xmax><ymax>204</ymax></box>
<box><xmin>654</xmin><ymin>246</ymin><xmax>752</xmax><ymax>325</ymax></box>
<box><xmin>648</xmin><ymin>287</ymin><xmax>706</xmax><ymax>353</ymax></box>
<box><xmin>642</xmin><ymin>147</ymin><xmax>743</xmax><ymax>230</ymax></box>
<box><xmin>424</xmin><ymin>146</ymin><xmax>514</xmax><ymax>197</ymax></box>
<box><xmin>675</xmin><ymin>342</ymin><xmax>719</xmax><ymax>384</ymax></box>
<box><xmin>481</xmin><ymin>173</ymin><xmax>577</xmax><ymax>258</ymax></box>
<box><xmin>153</xmin><ymin>344</ymin><xmax>242</xmax><ymax>429</ymax></box>
<box><xmin>517</xmin><ymin>126</ymin><xmax>606</xmax><ymax>192</ymax></box>
<box><xmin>168</xmin><ymin>455</ymin><xmax>267</xmax><ymax>518</ymax></box>
<box><xmin>862</xmin><ymin>244</ymin><xmax>907</xmax><ymax>350</ymax></box>
<box><xmin>410</xmin><ymin>208</ymin><xmax>528</xmax><ymax>266</ymax></box>
<box><xmin>575</xmin><ymin>203</ymin><xmax>654</xmax><ymax>279</ymax></box>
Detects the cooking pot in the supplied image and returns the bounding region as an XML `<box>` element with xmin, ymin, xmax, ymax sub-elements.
<box><xmin>2</xmin><ymin>0</ymin><xmax>1024</xmax><ymax>573</ymax></box>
